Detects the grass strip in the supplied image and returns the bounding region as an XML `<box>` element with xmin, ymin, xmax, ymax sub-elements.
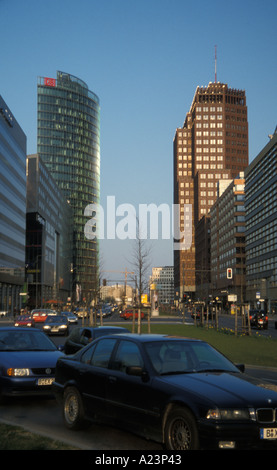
<box><xmin>0</xmin><ymin>422</ymin><xmax>78</xmax><ymax>450</ymax></box>
<box><xmin>135</xmin><ymin>322</ymin><xmax>277</xmax><ymax>368</ymax></box>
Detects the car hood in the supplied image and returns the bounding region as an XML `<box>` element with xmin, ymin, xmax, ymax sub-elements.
<box><xmin>159</xmin><ymin>371</ymin><xmax>277</xmax><ymax>407</ymax></box>
<box><xmin>0</xmin><ymin>350</ymin><xmax>64</xmax><ymax>369</ymax></box>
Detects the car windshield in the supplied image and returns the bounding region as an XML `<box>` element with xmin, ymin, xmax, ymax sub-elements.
<box><xmin>46</xmin><ymin>316</ymin><xmax>66</xmax><ymax>323</ymax></box>
<box><xmin>145</xmin><ymin>340</ymin><xmax>240</xmax><ymax>375</ymax></box>
<box><xmin>0</xmin><ymin>330</ymin><xmax>57</xmax><ymax>351</ymax></box>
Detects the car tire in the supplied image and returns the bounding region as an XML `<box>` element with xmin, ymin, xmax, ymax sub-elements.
<box><xmin>164</xmin><ymin>406</ymin><xmax>199</xmax><ymax>450</ymax></box>
<box><xmin>63</xmin><ymin>386</ymin><xmax>88</xmax><ymax>430</ymax></box>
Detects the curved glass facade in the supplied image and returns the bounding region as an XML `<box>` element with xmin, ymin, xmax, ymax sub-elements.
<box><xmin>37</xmin><ymin>72</ymin><xmax>100</xmax><ymax>302</ymax></box>
<box><xmin>0</xmin><ymin>95</ymin><xmax>26</xmax><ymax>313</ymax></box>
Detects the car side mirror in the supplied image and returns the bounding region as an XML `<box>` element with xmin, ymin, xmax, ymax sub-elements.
<box><xmin>235</xmin><ymin>363</ymin><xmax>245</xmax><ymax>373</ymax></box>
<box><xmin>126</xmin><ymin>366</ymin><xmax>149</xmax><ymax>382</ymax></box>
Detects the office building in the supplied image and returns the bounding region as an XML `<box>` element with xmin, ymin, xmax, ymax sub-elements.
<box><xmin>210</xmin><ymin>173</ymin><xmax>246</xmax><ymax>306</ymax></box>
<box><xmin>174</xmin><ymin>82</ymin><xmax>248</xmax><ymax>298</ymax></box>
<box><xmin>150</xmin><ymin>266</ymin><xmax>174</xmax><ymax>305</ymax></box>
<box><xmin>245</xmin><ymin>129</ymin><xmax>277</xmax><ymax>313</ymax></box>
<box><xmin>26</xmin><ymin>154</ymin><xmax>72</xmax><ymax>307</ymax></box>
<box><xmin>0</xmin><ymin>96</ymin><xmax>27</xmax><ymax>313</ymax></box>
<box><xmin>37</xmin><ymin>71</ymin><xmax>100</xmax><ymax>304</ymax></box>
<box><xmin>100</xmin><ymin>284</ymin><xmax>135</xmax><ymax>305</ymax></box>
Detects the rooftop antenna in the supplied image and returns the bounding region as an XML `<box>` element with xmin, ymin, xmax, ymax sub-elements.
<box><xmin>214</xmin><ymin>45</ymin><xmax>217</xmax><ymax>82</ymax></box>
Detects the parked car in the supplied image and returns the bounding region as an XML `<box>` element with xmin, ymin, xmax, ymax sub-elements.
<box><xmin>248</xmin><ymin>310</ymin><xmax>268</xmax><ymax>329</ymax></box>
<box><xmin>63</xmin><ymin>326</ymin><xmax>130</xmax><ymax>354</ymax></box>
<box><xmin>0</xmin><ymin>327</ymin><xmax>64</xmax><ymax>402</ymax></box>
<box><xmin>31</xmin><ymin>309</ymin><xmax>56</xmax><ymax>323</ymax></box>
<box><xmin>54</xmin><ymin>333</ymin><xmax>277</xmax><ymax>450</ymax></box>
<box><xmin>120</xmin><ymin>309</ymin><xmax>145</xmax><ymax>320</ymax></box>
<box><xmin>61</xmin><ymin>311</ymin><xmax>78</xmax><ymax>324</ymax></box>
<box><xmin>14</xmin><ymin>315</ymin><xmax>34</xmax><ymax>328</ymax></box>
<box><xmin>42</xmin><ymin>315</ymin><xmax>69</xmax><ymax>336</ymax></box>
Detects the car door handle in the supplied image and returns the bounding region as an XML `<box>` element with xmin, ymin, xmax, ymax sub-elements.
<box><xmin>108</xmin><ymin>376</ymin><xmax>117</xmax><ymax>384</ymax></box>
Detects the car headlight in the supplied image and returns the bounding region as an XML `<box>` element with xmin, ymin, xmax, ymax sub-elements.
<box><xmin>206</xmin><ymin>408</ymin><xmax>251</xmax><ymax>420</ymax></box>
<box><xmin>60</xmin><ymin>324</ymin><xmax>67</xmax><ymax>328</ymax></box>
<box><xmin>7</xmin><ymin>368</ymin><xmax>30</xmax><ymax>377</ymax></box>
<box><xmin>43</xmin><ymin>325</ymin><xmax>50</xmax><ymax>329</ymax></box>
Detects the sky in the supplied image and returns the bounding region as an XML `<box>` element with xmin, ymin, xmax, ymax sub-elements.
<box><xmin>1</xmin><ymin>0</ymin><xmax>276</xmax><ymax>284</ymax></box>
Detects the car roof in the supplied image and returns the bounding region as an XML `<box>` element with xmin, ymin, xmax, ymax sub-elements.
<box><xmin>82</xmin><ymin>326</ymin><xmax>129</xmax><ymax>331</ymax></box>
<box><xmin>0</xmin><ymin>326</ymin><xmax>42</xmax><ymax>333</ymax></box>
<box><xmin>95</xmin><ymin>333</ymin><xmax>203</xmax><ymax>343</ymax></box>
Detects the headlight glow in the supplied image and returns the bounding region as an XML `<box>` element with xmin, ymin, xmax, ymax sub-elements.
<box><xmin>7</xmin><ymin>368</ymin><xmax>30</xmax><ymax>377</ymax></box>
<box><xmin>207</xmin><ymin>408</ymin><xmax>250</xmax><ymax>420</ymax></box>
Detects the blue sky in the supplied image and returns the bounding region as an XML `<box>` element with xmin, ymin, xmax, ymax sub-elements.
<box><xmin>1</xmin><ymin>0</ymin><xmax>276</xmax><ymax>283</ymax></box>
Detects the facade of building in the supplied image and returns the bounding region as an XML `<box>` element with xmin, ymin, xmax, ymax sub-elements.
<box><xmin>244</xmin><ymin>130</ymin><xmax>277</xmax><ymax>313</ymax></box>
<box><xmin>37</xmin><ymin>72</ymin><xmax>100</xmax><ymax>304</ymax></box>
<box><xmin>150</xmin><ymin>266</ymin><xmax>174</xmax><ymax>305</ymax></box>
<box><xmin>174</xmin><ymin>82</ymin><xmax>248</xmax><ymax>298</ymax></box>
<box><xmin>195</xmin><ymin>215</ymin><xmax>211</xmax><ymax>299</ymax></box>
<box><xmin>0</xmin><ymin>96</ymin><xmax>27</xmax><ymax>314</ymax></box>
<box><xmin>26</xmin><ymin>154</ymin><xmax>72</xmax><ymax>307</ymax></box>
<box><xmin>210</xmin><ymin>174</ymin><xmax>246</xmax><ymax>306</ymax></box>
<box><xmin>100</xmin><ymin>284</ymin><xmax>135</xmax><ymax>305</ymax></box>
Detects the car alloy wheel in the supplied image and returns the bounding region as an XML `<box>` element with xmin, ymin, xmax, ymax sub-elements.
<box><xmin>164</xmin><ymin>406</ymin><xmax>199</xmax><ymax>450</ymax></box>
<box><xmin>63</xmin><ymin>386</ymin><xmax>87</xmax><ymax>430</ymax></box>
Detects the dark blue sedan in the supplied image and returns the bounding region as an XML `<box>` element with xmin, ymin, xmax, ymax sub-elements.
<box><xmin>0</xmin><ymin>327</ymin><xmax>64</xmax><ymax>403</ymax></box>
<box><xmin>54</xmin><ymin>334</ymin><xmax>277</xmax><ymax>450</ymax></box>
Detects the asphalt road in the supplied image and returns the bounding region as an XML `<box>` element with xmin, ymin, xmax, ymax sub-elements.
<box><xmin>0</xmin><ymin>396</ymin><xmax>162</xmax><ymax>450</ymax></box>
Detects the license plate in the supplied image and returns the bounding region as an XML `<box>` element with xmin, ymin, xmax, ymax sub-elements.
<box><xmin>260</xmin><ymin>428</ymin><xmax>277</xmax><ymax>439</ymax></box>
<box><xmin>38</xmin><ymin>378</ymin><xmax>55</xmax><ymax>386</ymax></box>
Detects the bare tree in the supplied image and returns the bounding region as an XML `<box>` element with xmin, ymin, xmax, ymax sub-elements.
<box><xmin>130</xmin><ymin>218</ymin><xmax>152</xmax><ymax>333</ymax></box>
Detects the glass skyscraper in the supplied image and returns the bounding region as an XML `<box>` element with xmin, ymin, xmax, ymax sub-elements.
<box><xmin>0</xmin><ymin>95</ymin><xmax>26</xmax><ymax>313</ymax></box>
<box><xmin>37</xmin><ymin>71</ymin><xmax>100</xmax><ymax>304</ymax></box>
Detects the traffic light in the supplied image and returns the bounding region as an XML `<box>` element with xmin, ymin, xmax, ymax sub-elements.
<box><xmin>227</xmin><ymin>268</ymin><xmax>233</xmax><ymax>279</ymax></box>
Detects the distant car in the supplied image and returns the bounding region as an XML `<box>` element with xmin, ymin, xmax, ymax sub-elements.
<box><xmin>0</xmin><ymin>327</ymin><xmax>64</xmax><ymax>402</ymax></box>
<box><xmin>63</xmin><ymin>326</ymin><xmax>130</xmax><ymax>355</ymax></box>
<box><xmin>248</xmin><ymin>310</ymin><xmax>268</xmax><ymax>330</ymax></box>
<box><xmin>14</xmin><ymin>315</ymin><xmax>34</xmax><ymax>328</ymax></box>
<box><xmin>42</xmin><ymin>315</ymin><xmax>69</xmax><ymax>336</ymax></box>
<box><xmin>76</xmin><ymin>309</ymin><xmax>87</xmax><ymax>318</ymax></box>
<box><xmin>97</xmin><ymin>305</ymin><xmax>112</xmax><ymax>318</ymax></box>
<box><xmin>53</xmin><ymin>333</ymin><xmax>277</xmax><ymax>450</ymax></box>
<box><xmin>0</xmin><ymin>311</ymin><xmax>8</xmax><ymax>318</ymax></box>
<box><xmin>31</xmin><ymin>309</ymin><xmax>56</xmax><ymax>323</ymax></box>
<box><xmin>61</xmin><ymin>311</ymin><xmax>78</xmax><ymax>324</ymax></box>
<box><xmin>120</xmin><ymin>309</ymin><xmax>145</xmax><ymax>320</ymax></box>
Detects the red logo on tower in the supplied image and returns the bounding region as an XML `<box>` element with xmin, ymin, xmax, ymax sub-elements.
<box><xmin>44</xmin><ymin>77</ymin><xmax>56</xmax><ymax>87</ymax></box>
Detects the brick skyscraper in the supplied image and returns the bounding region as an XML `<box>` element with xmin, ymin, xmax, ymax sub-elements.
<box><xmin>173</xmin><ymin>82</ymin><xmax>248</xmax><ymax>299</ymax></box>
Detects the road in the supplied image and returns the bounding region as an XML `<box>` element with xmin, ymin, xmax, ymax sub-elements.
<box><xmin>1</xmin><ymin>313</ymin><xmax>277</xmax><ymax>450</ymax></box>
<box><xmin>0</xmin><ymin>396</ymin><xmax>162</xmax><ymax>450</ymax></box>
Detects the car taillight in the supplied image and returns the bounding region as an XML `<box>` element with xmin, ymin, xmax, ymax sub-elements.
<box><xmin>265</xmin><ymin>316</ymin><xmax>268</xmax><ymax>321</ymax></box>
